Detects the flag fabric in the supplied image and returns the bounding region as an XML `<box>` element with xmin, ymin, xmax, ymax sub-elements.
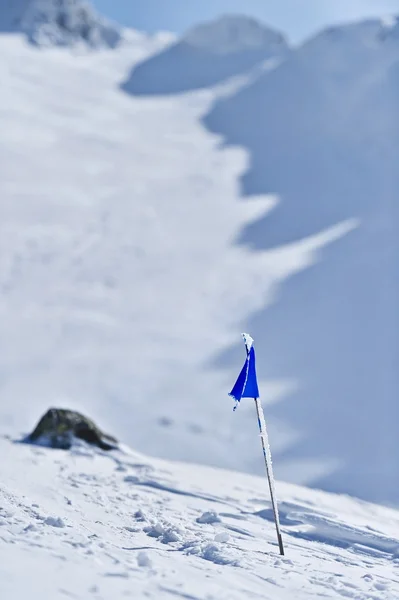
<box><xmin>229</xmin><ymin>333</ymin><xmax>259</xmax><ymax>408</ymax></box>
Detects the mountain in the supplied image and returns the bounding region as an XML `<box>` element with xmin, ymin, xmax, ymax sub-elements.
<box><xmin>0</xmin><ymin>0</ymin><xmax>121</xmax><ymax>47</ymax></box>
<box><xmin>1</xmin><ymin>435</ymin><xmax>399</xmax><ymax>599</ymax></box>
<box><xmin>204</xmin><ymin>17</ymin><xmax>399</xmax><ymax>504</ymax></box>
<box><xmin>1</xmin><ymin>6</ymin><xmax>399</xmax><ymax>511</ymax></box>
<box><xmin>2</xmin><ymin>9</ymin><xmax>399</xmax><ymax>597</ymax></box>
<box><xmin>0</xmin><ymin>19</ymin><xmax>352</xmax><ymax>504</ymax></box>
<box><xmin>122</xmin><ymin>15</ymin><xmax>289</xmax><ymax>95</ymax></box>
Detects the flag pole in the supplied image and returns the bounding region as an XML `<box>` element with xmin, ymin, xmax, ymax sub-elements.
<box><xmin>254</xmin><ymin>397</ymin><xmax>285</xmax><ymax>556</ymax></box>
<box><xmin>229</xmin><ymin>332</ymin><xmax>285</xmax><ymax>555</ymax></box>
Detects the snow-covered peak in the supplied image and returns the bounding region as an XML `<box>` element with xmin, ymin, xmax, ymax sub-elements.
<box><xmin>298</xmin><ymin>16</ymin><xmax>399</xmax><ymax>59</ymax></box>
<box><xmin>0</xmin><ymin>0</ymin><xmax>121</xmax><ymax>48</ymax></box>
<box><xmin>122</xmin><ymin>14</ymin><xmax>289</xmax><ymax>95</ymax></box>
<box><xmin>379</xmin><ymin>14</ymin><xmax>399</xmax><ymax>40</ymax></box>
<box><xmin>380</xmin><ymin>14</ymin><xmax>398</xmax><ymax>29</ymax></box>
<box><xmin>183</xmin><ymin>14</ymin><xmax>288</xmax><ymax>55</ymax></box>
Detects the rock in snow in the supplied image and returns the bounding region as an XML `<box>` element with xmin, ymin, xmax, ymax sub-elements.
<box><xmin>26</xmin><ymin>408</ymin><xmax>119</xmax><ymax>450</ymax></box>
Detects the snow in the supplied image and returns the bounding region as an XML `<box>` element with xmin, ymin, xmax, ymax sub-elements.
<box><xmin>242</xmin><ymin>332</ymin><xmax>254</xmax><ymax>351</ymax></box>
<box><xmin>2</xmin><ymin>11</ymin><xmax>399</xmax><ymax>596</ymax></box>
<box><xmin>183</xmin><ymin>14</ymin><xmax>288</xmax><ymax>55</ymax></box>
<box><xmin>204</xmin><ymin>16</ymin><xmax>399</xmax><ymax>505</ymax></box>
<box><xmin>379</xmin><ymin>15</ymin><xmax>399</xmax><ymax>34</ymax></box>
<box><xmin>1</xmin><ymin>436</ymin><xmax>399</xmax><ymax>599</ymax></box>
<box><xmin>0</xmin><ymin>0</ymin><xmax>121</xmax><ymax>47</ymax></box>
<box><xmin>121</xmin><ymin>15</ymin><xmax>289</xmax><ymax>95</ymax></box>
<box><xmin>1</xmin><ymin>12</ymin><xmax>399</xmax><ymax>594</ymax></box>
<box><xmin>254</xmin><ymin>398</ymin><xmax>282</xmax><ymax>543</ymax></box>
<box><xmin>0</xmin><ymin>33</ymin><xmax>354</xmax><ymax>486</ymax></box>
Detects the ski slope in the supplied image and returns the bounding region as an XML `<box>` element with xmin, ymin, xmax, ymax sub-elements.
<box><xmin>1</xmin><ymin>435</ymin><xmax>399</xmax><ymax>600</ymax></box>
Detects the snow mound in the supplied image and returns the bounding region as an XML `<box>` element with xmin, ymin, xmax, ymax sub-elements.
<box><xmin>0</xmin><ymin>0</ymin><xmax>121</xmax><ymax>48</ymax></box>
<box><xmin>122</xmin><ymin>14</ymin><xmax>289</xmax><ymax>95</ymax></box>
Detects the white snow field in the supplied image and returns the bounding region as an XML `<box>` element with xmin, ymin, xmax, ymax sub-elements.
<box><xmin>0</xmin><ymin>31</ymin><xmax>355</xmax><ymax>476</ymax></box>
<box><xmin>202</xmin><ymin>16</ymin><xmax>399</xmax><ymax>505</ymax></box>
<box><xmin>128</xmin><ymin>13</ymin><xmax>399</xmax><ymax>505</ymax></box>
<box><xmin>1</xmin><ymin>435</ymin><xmax>399</xmax><ymax>600</ymax></box>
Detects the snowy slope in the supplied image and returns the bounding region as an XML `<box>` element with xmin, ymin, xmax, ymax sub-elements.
<box><xmin>122</xmin><ymin>15</ymin><xmax>289</xmax><ymax>95</ymax></box>
<box><xmin>1</xmin><ymin>436</ymin><xmax>399</xmax><ymax>600</ymax></box>
<box><xmin>3</xmin><ymin>9</ymin><xmax>398</xmax><ymax>509</ymax></box>
<box><xmin>2</xmin><ymin>13</ymin><xmax>399</xmax><ymax>597</ymax></box>
<box><xmin>0</xmin><ymin>0</ymin><xmax>121</xmax><ymax>47</ymax></box>
<box><xmin>204</xmin><ymin>16</ymin><xmax>399</xmax><ymax>504</ymax></box>
<box><xmin>0</xmin><ymin>34</ymin><xmax>355</xmax><ymax>479</ymax></box>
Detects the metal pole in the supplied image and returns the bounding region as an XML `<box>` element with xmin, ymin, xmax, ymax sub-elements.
<box><xmin>254</xmin><ymin>397</ymin><xmax>285</xmax><ymax>556</ymax></box>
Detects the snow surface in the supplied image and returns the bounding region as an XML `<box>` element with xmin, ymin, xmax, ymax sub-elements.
<box><xmin>183</xmin><ymin>15</ymin><xmax>288</xmax><ymax>55</ymax></box>
<box><xmin>122</xmin><ymin>15</ymin><xmax>289</xmax><ymax>95</ymax></box>
<box><xmin>204</xmin><ymin>16</ymin><xmax>399</xmax><ymax>505</ymax></box>
<box><xmin>1</xmin><ymin>436</ymin><xmax>399</xmax><ymax>600</ymax></box>
<box><xmin>2</xmin><ymin>11</ymin><xmax>399</xmax><ymax>598</ymax></box>
<box><xmin>0</xmin><ymin>33</ymin><xmax>355</xmax><ymax>487</ymax></box>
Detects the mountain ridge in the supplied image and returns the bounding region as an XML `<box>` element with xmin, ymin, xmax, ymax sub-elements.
<box><xmin>0</xmin><ymin>0</ymin><xmax>121</xmax><ymax>47</ymax></box>
<box><xmin>122</xmin><ymin>14</ymin><xmax>289</xmax><ymax>95</ymax></box>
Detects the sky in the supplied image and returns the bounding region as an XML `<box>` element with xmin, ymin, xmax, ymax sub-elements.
<box><xmin>93</xmin><ymin>0</ymin><xmax>399</xmax><ymax>42</ymax></box>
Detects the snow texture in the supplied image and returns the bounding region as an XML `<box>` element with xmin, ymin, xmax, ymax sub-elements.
<box><xmin>1</xmin><ymin>436</ymin><xmax>399</xmax><ymax>599</ymax></box>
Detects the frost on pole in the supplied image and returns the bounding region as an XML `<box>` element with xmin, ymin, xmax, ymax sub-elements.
<box><xmin>229</xmin><ymin>333</ymin><xmax>285</xmax><ymax>555</ymax></box>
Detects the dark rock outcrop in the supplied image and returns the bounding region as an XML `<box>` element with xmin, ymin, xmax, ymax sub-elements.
<box><xmin>27</xmin><ymin>408</ymin><xmax>118</xmax><ymax>450</ymax></box>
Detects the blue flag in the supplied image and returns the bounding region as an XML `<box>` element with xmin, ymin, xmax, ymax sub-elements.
<box><xmin>229</xmin><ymin>333</ymin><xmax>259</xmax><ymax>409</ymax></box>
